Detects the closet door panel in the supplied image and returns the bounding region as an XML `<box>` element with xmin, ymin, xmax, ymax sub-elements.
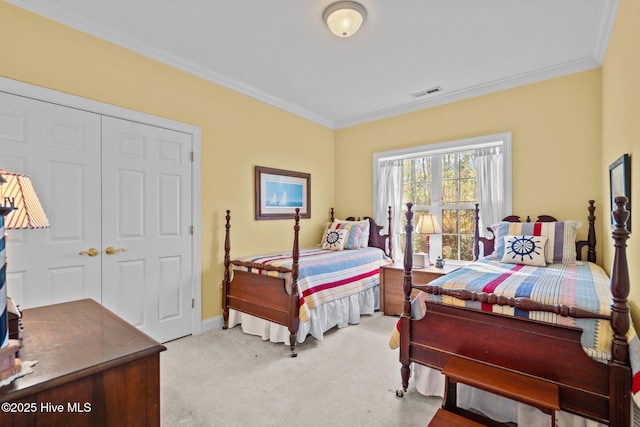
<box><xmin>115</xmin><ymin>258</ymin><xmax>146</xmax><ymax>327</ymax></box>
<box><xmin>102</xmin><ymin>116</ymin><xmax>193</xmax><ymax>343</ymax></box>
<box><xmin>0</xmin><ymin>92</ymin><xmax>102</xmax><ymax>308</ymax></box>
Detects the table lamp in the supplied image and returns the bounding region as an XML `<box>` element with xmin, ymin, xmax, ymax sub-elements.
<box><xmin>414</xmin><ymin>214</ymin><xmax>441</xmax><ymax>267</ymax></box>
<box><xmin>0</xmin><ymin>169</ymin><xmax>49</xmax><ymax>381</ymax></box>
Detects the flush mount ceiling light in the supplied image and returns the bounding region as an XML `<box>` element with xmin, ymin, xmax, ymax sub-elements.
<box><xmin>323</xmin><ymin>1</ymin><xmax>367</xmax><ymax>38</ymax></box>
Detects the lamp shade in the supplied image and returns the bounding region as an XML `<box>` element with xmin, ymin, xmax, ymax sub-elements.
<box><xmin>415</xmin><ymin>214</ymin><xmax>442</xmax><ymax>235</ymax></box>
<box><xmin>0</xmin><ymin>169</ymin><xmax>49</xmax><ymax>229</ymax></box>
<box><xmin>323</xmin><ymin>1</ymin><xmax>367</xmax><ymax>38</ymax></box>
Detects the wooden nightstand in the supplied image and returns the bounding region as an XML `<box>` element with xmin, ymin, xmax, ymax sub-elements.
<box><xmin>379</xmin><ymin>262</ymin><xmax>459</xmax><ymax>316</ymax></box>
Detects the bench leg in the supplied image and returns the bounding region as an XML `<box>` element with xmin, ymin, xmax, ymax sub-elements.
<box><xmin>442</xmin><ymin>377</ymin><xmax>457</xmax><ymax>412</ymax></box>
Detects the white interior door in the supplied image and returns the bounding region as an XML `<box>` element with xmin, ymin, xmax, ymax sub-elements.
<box><xmin>101</xmin><ymin>116</ymin><xmax>193</xmax><ymax>343</ymax></box>
<box><xmin>0</xmin><ymin>91</ymin><xmax>102</xmax><ymax>307</ymax></box>
<box><xmin>0</xmin><ymin>90</ymin><xmax>195</xmax><ymax>343</ymax></box>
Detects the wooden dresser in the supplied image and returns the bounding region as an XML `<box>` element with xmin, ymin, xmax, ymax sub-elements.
<box><xmin>0</xmin><ymin>299</ymin><xmax>166</xmax><ymax>427</ymax></box>
<box><xmin>380</xmin><ymin>263</ymin><xmax>459</xmax><ymax>316</ymax></box>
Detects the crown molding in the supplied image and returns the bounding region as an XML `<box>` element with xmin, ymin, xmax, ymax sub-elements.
<box><xmin>6</xmin><ymin>0</ymin><xmax>617</xmax><ymax>131</ymax></box>
<box><xmin>333</xmin><ymin>56</ymin><xmax>601</xmax><ymax>129</ymax></box>
<box><xmin>4</xmin><ymin>0</ymin><xmax>336</xmax><ymax>129</ymax></box>
<box><xmin>592</xmin><ymin>0</ymin><xmax>620</xmax><ymax>63</ymax></box>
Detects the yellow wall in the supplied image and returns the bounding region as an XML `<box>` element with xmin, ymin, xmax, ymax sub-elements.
<box><xmin>335</xmin><ymin>70</ymin><xmax>603</xmax><ymax>251</ymax></box>
<box><xmin>602</xmin><ymin>0</ymin><xmax>640</xmax><ymax>321</ymax></box>
<box><xmin>0</xmin><ymin>2</ymin><xmax>335</xmax><ymax>320</ymax></box>
<box><xmin>2</xmin><ymin>1</ymin><xmax>636</xmax><ymax>324</ymax></box>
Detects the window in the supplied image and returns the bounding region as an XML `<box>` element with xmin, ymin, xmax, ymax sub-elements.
<box><xmin>373</xmin><ymin>133</ymin><xmax>511</xmax><ymax>262</ymax></box>
<box><xmin>403</xmin><ymin>151</ymin><xmax>477</xmax><ymax>260</ymax></box>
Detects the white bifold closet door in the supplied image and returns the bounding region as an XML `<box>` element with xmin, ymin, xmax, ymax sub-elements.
<box><xmin>101</xmin><ymin>116</ymin><xmax>193</xmax><ymax>343</ymax></box>
<box><xmin>0</xmin><ymin>91</ymin><xmax>193</xmax><ymax>343</ymax></box>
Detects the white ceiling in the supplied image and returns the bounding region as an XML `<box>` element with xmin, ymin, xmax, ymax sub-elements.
<box><xmin>7</xmin><ymin>0</ymin><xmax>619</xmax><ymax>129</ymax></box>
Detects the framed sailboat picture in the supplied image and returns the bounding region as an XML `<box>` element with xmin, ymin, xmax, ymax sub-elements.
<box><xmin>255</xmin><ymin>166</ymin><xmax>311</xmax><ymax>220</ymax></box>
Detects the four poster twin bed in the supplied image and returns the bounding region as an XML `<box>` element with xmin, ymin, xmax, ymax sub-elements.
<box><xmin>222</xmin><ymin>208</ymin><xmax>393</xmax><ymax>356</ymax></box>
<box><xmin>390</xmin><ymin>198</ymin><xmax>635</xmax><ymax>426</ymax></box>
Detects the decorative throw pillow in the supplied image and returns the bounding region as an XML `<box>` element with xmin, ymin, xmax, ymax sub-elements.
<box><xmin>335</xmin><ymin>218</ymin><xmax>371</xmax><ymax>248</ymax></box>
<box><xmin>321</xmin><ymin>228</ymin><xmax>348</xmax><ymax>251</ymax></box>
<box><xmin>490</xmin><ymin>220</ymin><xmax>581</xmax><ymax>264</ymax></box>
<box><xmin>357</xmin><ymin>219</ymin><xmax>371</xmax><ymax>248</ymax></box>
<box><xmin>500</xmin><ymin>235</ymin><xmax>547</xmax><ymax>266</ymax></box>
<box><xmin>320</xmin><ymin>220</ymin><xmax>366</xmax><ymax>250</ymax></box>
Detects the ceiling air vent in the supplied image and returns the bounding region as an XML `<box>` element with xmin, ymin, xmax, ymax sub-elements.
<box><xmin>410</xmin><ymin>86</ymin><xmax>443</xmax><ymax>98</ymax></box>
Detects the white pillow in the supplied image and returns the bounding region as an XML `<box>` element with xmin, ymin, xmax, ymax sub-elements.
<box><xmin>501</xmin><ymin>235</ymin><xmax>547</xmax><ymax>267</ymax></box>
<box><xmin>321</xmin><ymin>228</ymin><xmax>348</xmax><ymax>251</ymax></box>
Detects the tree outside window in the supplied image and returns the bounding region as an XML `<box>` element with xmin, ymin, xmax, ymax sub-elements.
<box><xmin>401</xmin><ymin>151</ymin><xmax>477</xmax><ymax>261</ymax></box>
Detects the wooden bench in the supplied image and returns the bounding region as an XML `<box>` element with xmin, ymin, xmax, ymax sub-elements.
<box><xmin>441</xmin><ymin>356</ymin><xmax>559</xmax><ymax>426</ymax></box>
<box><xmin>429</xmin><ymin>408</ymin><xmax>486</xmax><ymax>426</ymax></box>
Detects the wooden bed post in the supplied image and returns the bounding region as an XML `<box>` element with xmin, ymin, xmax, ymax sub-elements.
<box><xmin>287</xmin><ymin>208</ymin><xmax>301</xmax><ymax>357</ymax></box>
<box><xmin>587</xmin><ymin>200</ymin><xmax>597</xmax><ymax>263</ymax></box>
<box><xmin>398</xmin><ymin>203</ymin><xmax>413</xmax><ymax>394</ymax></box>
<box><xmin>388</xmin><ymin>205</ymin><xmax>393</xmax><ymax>261</ymax></box>
<box><xmin>608</xmin><ymin>196</ymin><xmax>631</xmax><ymax>427</ymax></box>
<box><xmin>222</xmin><ymin>210</ymin><xmax>232</xmax><ymax>329</ymax></box>
<box><xmin>473</xmin><ymin>203</ymin><xmax>480</xmax><ymax>261</ymax></box>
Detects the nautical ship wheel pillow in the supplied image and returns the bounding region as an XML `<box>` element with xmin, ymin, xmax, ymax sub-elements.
<box><xmin>321</xmin><ymin>228</ymin><xmax>348</xmax><ymax>251</ymax></box>
<box><xmin>501</xmin><ymin>235</ymin><xmax>548</xmax><ymax>266</ymax></box>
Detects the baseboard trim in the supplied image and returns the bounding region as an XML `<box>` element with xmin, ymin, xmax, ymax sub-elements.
<box><xmin>201</xmin><ymin>315</ymin><xmax>224</xmax><ymax>334</ymax></box>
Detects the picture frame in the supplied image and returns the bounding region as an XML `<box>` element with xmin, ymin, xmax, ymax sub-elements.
<box><xmin>609</xmin><ymin>153</ymin><xmax>631</xmax><ymax>232</ymax></box>
<box><xmin>255</xmin><ymin>166</ymin><xmax>311</xmax><ymax>220</ymax></box>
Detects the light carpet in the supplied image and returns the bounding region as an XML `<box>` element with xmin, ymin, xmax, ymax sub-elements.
<box><xmin>160</xmin><ymin>312</ymin><xmax>440</xmax><ymax>426</ymax></box>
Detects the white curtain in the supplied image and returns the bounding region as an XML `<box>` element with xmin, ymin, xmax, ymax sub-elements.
<box><xmin>475</xmin><ymin>145</ymin><xmax>506</xmax><ymax>236</ymax></box>
<box><xmin>375</xmin><ymin>159</ymin><xmax>403</xmax><ymax>258</ymax></box>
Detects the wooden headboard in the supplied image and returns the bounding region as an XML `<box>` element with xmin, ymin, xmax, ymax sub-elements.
<box><xmin>473</xmin><ymin>200</ymin><xmax>596</xmax><ymax>263</ymax></box>
<box><xmin>330</xmin><ymin>207</ymin><xmax>393</xmax><ymax>260</ymax></box>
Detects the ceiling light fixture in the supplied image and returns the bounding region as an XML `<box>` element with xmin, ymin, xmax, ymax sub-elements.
<box><xmin>323</xmin><ymin>1</ymin><xmax>367</xmax><ymax>38</ymax></box>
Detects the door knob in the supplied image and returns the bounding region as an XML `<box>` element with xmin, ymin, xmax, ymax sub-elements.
<box><xmin>79</xmin><ymin>248</ymin><xmax>99</xmax><ymax>257</ymax></box>
<box><xmin>105</xmin><ymin>246</ymin><xmax>125</xmax><ymax>255</ymax></box>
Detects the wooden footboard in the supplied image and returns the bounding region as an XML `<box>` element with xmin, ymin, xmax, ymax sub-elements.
<box><xmin>222</xmin><ymin>209</ymin><xmax>300</xmax><ymax>357</ymax></box>
<box><xmin>399</xmin><ymin>198</ymin><xmax>632</xmax><ymax>426</ymax></box>
<box><xmin>408</xmin><ymin>303</ymin><xmax>611</xmax><ymax>422</ymax></box>
<box><xmin>224</xmin><ymin>271</ymin><xmax>298</xmax><ymax>332</ymax></box>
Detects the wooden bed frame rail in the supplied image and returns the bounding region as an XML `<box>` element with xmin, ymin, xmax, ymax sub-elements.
<box><xmin>399</xmin><ymin>198</ymin><xmax>632</xmax><ymax>426</ymax></box>
<box><xmin>411</xmin><ymin>283</ymin><xmax>611</xmax><ymax>321</ymax></box>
